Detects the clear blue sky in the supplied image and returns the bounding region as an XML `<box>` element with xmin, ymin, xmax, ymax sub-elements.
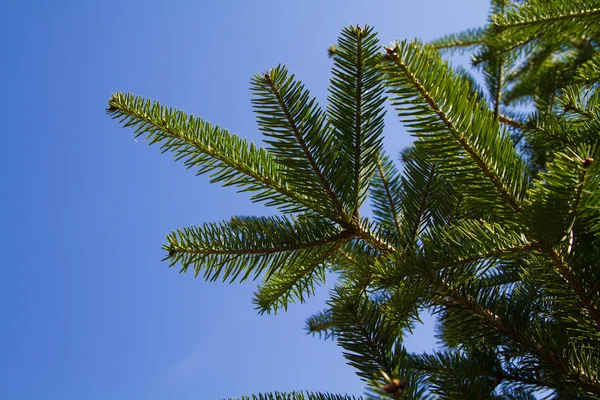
<box><xmin>1</xmin><ymin>2</ymin><xmax>488</xmax><ymax>399</ymax></box>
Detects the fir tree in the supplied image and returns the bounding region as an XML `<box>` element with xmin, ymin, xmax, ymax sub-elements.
<box><xmin>107</xmin><ymin>1</ymin><xmax>600</xmax><ymax>398</ymax></box>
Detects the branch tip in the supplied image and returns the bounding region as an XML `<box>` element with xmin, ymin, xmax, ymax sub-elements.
<box><xmin>383</xmin><ymin>378</ymin><xmax>408</xmax><ymax>398</ymax></box>
<box><xmin>385</xmin><ymin>46</ymin><xmax>397</xmax><ymax>58</ymax></box>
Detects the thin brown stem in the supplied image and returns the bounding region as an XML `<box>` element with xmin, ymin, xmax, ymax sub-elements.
<box><xmin>499</xmin><ymin>114</ymin><xmax>523</xmax><ymax>129</ymax></box>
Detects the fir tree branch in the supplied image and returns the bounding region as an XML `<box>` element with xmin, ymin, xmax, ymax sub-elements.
<box><xmin>548</xmin><ymin>247</ymin><xmax>600</xmax><ymax>330</ymax></box>
<box><xmin>254</xmin><ymin>241</ymin><xmax>342</xmax><ymax>314</ymax></box>
<box><xmin>495</xmin><ymin>371</ymin><xmax>548</xmax><ymax>389</ymax></box>
<box><xmin>439</xmin><ymin>242</ymin><xmax>538</xmax><ymax>269</ymax></box>
<box><xmin>165</xmin><ymin>215</ymin><xmax>352</xmax><ymax>283</ymax></box>
<box><xmin>169</xmin><ymin>229</ymin><xmax>353</xmax><ymax>257</ymax></box>
<box><xmin>107</xmin><ymin>92</ymin><xmax>312</xmax><ymax>213</ymax></box>
<box><xmin>305</xmin><ymin>309</ymin><xmax>336</xmax><ymax>340</ymax></box>
<box><xmin>332</xmin><ymin>292</ymin><xmax>403</xmax><ymax>380</ymax></box>
<box><xmin>394</xmin><ymin>218</ymin><xmax>588</xmax><ymax>386</ymax></box>
<box><xmin>525</xmin><ymin>151</ymin><xmax>600</xmax><ymax>330</ymax></box>
<box><xmin>434</xmin><ymin>277</ymin><xmax>600</xmax><ymax>395</ymax></box>
<box><xmin>434</xmin><ymin>277</ymin><xmax>572</xmax><ymax>377</ymax></box>
<box><xmin>430</xmin><ymin>27</ymin><xmax>486</xmax><ymax>53</ymax></box>
<box><xmin>409</xmin><ymin>350</ymin><xmax>532</xmax><ymax>397</ymax></box>
<box><xmin>523</xmin><ymin>116</ymin><xmax>573</xmax><ymax>149</ymax></box>
<box><xmin>261</xmin><ymin>71</ymin><xmax>349</xmax><ymax>222</ymax></box>
<box><xmin>348</xmin><ymin>307</ymin><xmax>394</xmax><ymax>378</ymax></box>
<box><xmin>383</xmin><ymin>42</ymin><xmax>525</xmax><ymax>213</ymax></box>
<box><xmin>493</xmin><ymin>6</ymin><xmax>600</xmax><ymax>32</ymax></box>
<box><xmin>472</xmin><ymin>36</ymin><xmax>540</xmax><ymax>68</ymax></box>
<box><xmin>329</xmin><ymin>25</ymin><xmax>386</xmax><ymax>218</ymax></box>
<box><xmin>575</xmin><ymin>53</ymin><xmax>600</xmax><ymax>84</ymax></box>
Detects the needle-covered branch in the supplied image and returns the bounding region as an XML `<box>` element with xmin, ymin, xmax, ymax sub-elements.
<box><xmin>381</xmin><ymin>40</ymin><xmax>529</xmax><ymax>213</ymax></box>
<box><xmin>328</xmin><ymin>25</ymin><xmax>387</xmax><ymax>218</ymax></box>
<box><xmin>251</xmin><ymin>65</ymin><xmax>348</xmax><ymax>222</ymax></box>
<box><xmin>165</xmin><ymin>215</ymin><xmax>353</xmax><ymax>283</ymax></box>
<box><xmin>108</xmin><ymin>92</ymin><xmax>317</xmax><ymax>214</ymax></box>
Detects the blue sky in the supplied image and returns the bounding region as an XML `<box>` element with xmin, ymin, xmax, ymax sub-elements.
<box><xmin>1</xmin><ymin>1</ymin><xmax>488</xmax><ymax>399</ymax></box>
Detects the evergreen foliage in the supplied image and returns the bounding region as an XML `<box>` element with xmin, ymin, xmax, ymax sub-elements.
<box><xmin>226</xmin><ymin>392</ymin><xmax>360</xmax><ymax>400</ymax></box>
<box><xmin>108</xmin><ymin>1</ymin><xmax>600</xmax><ymax>398</ymax></box>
